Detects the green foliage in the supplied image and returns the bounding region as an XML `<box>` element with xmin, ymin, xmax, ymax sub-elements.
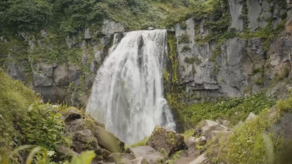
<box><xmin>167</xmin><ymin>33</ymin><xmax>179</xmax><ymax>84</ymax></box>
<box><xmin>276</xmin><ymin>96</ymin><xmax>292</xmax><ymax>113</ymax></box>
<box><xmin>0</xmin><ymin>0</ymin><xmax>199</xmax><ymax>33</ymax></box>
<box><xmin>0</xmin><ymin>145</ymin><xmax>96</xmax><ymax>164</ymax></box>
<box><xmin>21</xmin><ymin>103</ymin><xmax>69</xmax><ymax>150</ymax></box>
<box><xmin>207</xmin><ymin>96</ymin><xmax>292</xmax><ymax>164</ymax></box>
<box><xmin>172</xmin><ymin>93</ymin><xmax>275</xmax><ymax>129</ymax></box>
<box><xmin>130</xmin><ymin>137</ymin><xmax>150</xmax><ymax>148</ymax></box>
<box><xmin>165</xmin><ymin>151</ymin><xmax>181</xmax><ymax>164</ymax></box>
<box><xmin>0</xmin><ymin>0</ymin><xmax>53</xmax><ymax>31</ymax></box>
<box><xmin>0</xmin><ymin>71</ymin><xmax>39</xmax><ymax>153</ymax></box>
<box><xmin>215</xmin><ymin>109</ymin><xmax>280</xmax><ymax>164</ymax></box>
<box><xmin>0</xmin><ymin>71</ymin><xmax>70</xmax><ymax>156</ymax></box>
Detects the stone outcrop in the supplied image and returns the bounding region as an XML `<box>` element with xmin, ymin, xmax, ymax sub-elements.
<box><xmin>59</xmin><ymin>108</ymin><xmax>125</xmax><ymax>162</ymax></box>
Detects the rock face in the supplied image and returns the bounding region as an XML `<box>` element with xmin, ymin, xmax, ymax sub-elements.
<box><xmin>146</xmin><ymin>127</ymin><xmax>185</xmax><ymax>156</ymax></box>
<box><xmin>171</xmin><ymin>0</ymin><xmax>291</xmax><ymax>103</ymax></box>
<box><xmin>4</xmin><ymin>20</ymin><xmax>125</xmax><ymax>107</ymax></box>
<box><xmin>228</xmin><ymin>0</ymin><xmax>244</xmax><ymax>31</ymax></box>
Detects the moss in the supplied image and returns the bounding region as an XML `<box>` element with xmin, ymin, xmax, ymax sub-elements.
<box><xmin>167</xmin><ymin>33</ymin><xmax>179</xmax><ymax>84</ymax></box>
<box><xmin>181</xmin><ymin>45</ymin><xmax>191</xmax><ymax>52</ymax></box>
<box><xmin>184</xmin><ymin>56</ymin><xmax>201</xmax><ymax>65</ymax></box>
<box><xmin>274</xmin><ymin>68</ymin><xmax>290</xmax><ymax>82</ymax></box>
<box><xmin>165</xmin><ymin>151</ymin><xmax>181</xmax><ymax>164</ymax></box>
<box><xmin>255</xmin><ymin>76</ymin><xmax>264</xmax><ymax>85</ymax></box>
<box><xmin>178</xmin><ymin>34</ymin><xmax>190</xmax><ymax>44</ymax></box>
<box><xmin>252</xmin><ymin>66</ymin><xmax>265</xmax><ymax>75</ymax></box>
<box><xmin>129</xmin><ymin>137</ymin><xmax>150</xmax><ymax>148</ymax></box>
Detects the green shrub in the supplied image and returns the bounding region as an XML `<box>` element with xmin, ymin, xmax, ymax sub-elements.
<box><xmin>0</xmin><ymin>71</ymin><xmax>70</xmax><ymax>154</ymax></box>
<box><xmin>21</xmin><ymin>103</ymin><xmax>69</xmax><ymax>150</ymax></box>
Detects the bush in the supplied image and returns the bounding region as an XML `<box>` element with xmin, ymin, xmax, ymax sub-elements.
<box><xmin>21</xmin><ymin>103</ymin><xmax>69</xmax><ymax>150</ymax></box>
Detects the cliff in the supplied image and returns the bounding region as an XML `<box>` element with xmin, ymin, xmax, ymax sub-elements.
<box><xmin>1</xmin><ymin>0</ymin><xmax>292</xmax><ymax>107</ymax></box>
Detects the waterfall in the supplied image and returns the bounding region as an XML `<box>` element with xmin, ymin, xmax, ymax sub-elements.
<box><xmin>86</xmin><ymin>30</ymin><xmax>176</xmax><ymax>144</ymax></box>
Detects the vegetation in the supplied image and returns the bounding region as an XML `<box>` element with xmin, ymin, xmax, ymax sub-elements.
<box><xmin>0</xmin><ymin>146</ymin><xmax>96</xmax><ymax>164</ymax></box>
<box><xmin>205</xmin><ymin>95</ymin><xmax>292</xmax><ymax>164</ymax></box>
<box><xmin>167</xmin><ymin>92</ymin><xmax>275</xmax><ymax>129</ymax></box>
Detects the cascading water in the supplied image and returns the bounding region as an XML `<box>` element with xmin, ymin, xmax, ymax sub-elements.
<box><xmin>86</xmin><ymin>30</ymin><xmax>176</xmax><ymax>144</ymax></box>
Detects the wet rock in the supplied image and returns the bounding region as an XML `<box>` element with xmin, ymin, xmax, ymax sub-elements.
<box><xmin>146</xmin><ymin>127</ymin><xmax>185</xmax><ymax>156</ymax></box>
<box><xmin>129</xmin><ymin>146</ymin><xmax>164</xmax><ymax>164</ymax></box>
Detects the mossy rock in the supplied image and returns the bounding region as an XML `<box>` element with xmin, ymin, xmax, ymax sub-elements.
<box><xmin>146</xmin><ymin>127</ymin><xmax>185</xmax><ymax>156</ymax></box>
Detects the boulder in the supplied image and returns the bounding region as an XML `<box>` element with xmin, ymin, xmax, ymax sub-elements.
<box><xmin>63</xmin><ymin>108</ymin><xmax>82</xmax><ymax>122</ymax></box>
<box><xmin>210</xmin><ymin>131</ymin><xmax>233</xmax><ymax>141</ymax></box>
<box><xmin>72</xmin><ymin>130</ymin><xmax>101</xmax><ymax>154</ymax></box>
<box><xmin>107</xmin><ymin>153</ymin><xmax>135</xmax><ymax>163</ymax></box>
<box><xmin>246</xmin><ymin>112</ymin><xmax>258</xmax><ymax>121</ymax></box>
<box><xmin>194</xmin><ymin>136</ymin><xmax>207</xmax><ymax>146</ymax></box>
<box><xmin>129</xmin><ymin>146</ymin><xmax>164</xmax><ymax>164</ymax></box>
<box><xmin>132</xmin><ymin>157</ymin><xmax>149</xmax><ymax>164</ymax></box>
<box><xmin>200</xmin><ymin>120</ymin><xmax>228</xmax><ymax>140</ymax></box>
<box><xmin>184</xmin><ymin>137</ymin><xmax>200</xmax><ymax>157</ymax></box>
<box><xmin>92</xmin><ymin>126</ymin><xmax>125</xmax><ymax>153</ymax></box>
<box><xmin>121</xmin><ymin>158</ymin><xmax>132</xmax><ymax>164</ymax></box>
<box><xmin>53</xmin><ymin>63</ymin><xmax>69</xmax><ymax>86</ymax></box>
<box><xmin>146</xmin><ymin>127</ymin><xmax>185</xmax><ymax>156</ymax></box>
<box><xmin>189</xmin><ymin>154</ymin><xmax>207</xmax><ymax>164</ymax></box>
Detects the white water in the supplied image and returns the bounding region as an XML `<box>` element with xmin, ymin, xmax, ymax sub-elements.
<box><xmin>86</xmin><ymin>30</ymin><xmax>176</xmax><ymax>144</ymax></box>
